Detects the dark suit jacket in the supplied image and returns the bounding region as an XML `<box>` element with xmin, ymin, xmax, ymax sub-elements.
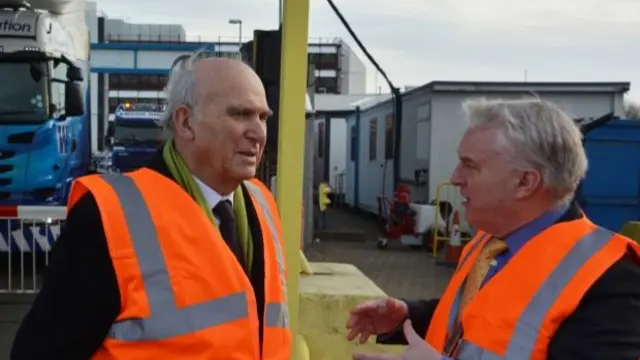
<box><xmin>11</xmin><ymin>153</ymin><xmax>269</xmax><ymax>360</ymax></box>
<box><xmin>379</xmin><ymin>202</ymin><xmax>640</xmax><ymax>360</ymax></box>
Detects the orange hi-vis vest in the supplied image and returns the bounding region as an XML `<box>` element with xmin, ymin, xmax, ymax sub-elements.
<box><xmin>67</xmin><ymin>169</ymin><xmax>292</xmax><ymax>360</ymax></box>
<box><xmin>425</xmin><ymin>216</ymin><xmax>640</xmax><ymax>359</ymax></box>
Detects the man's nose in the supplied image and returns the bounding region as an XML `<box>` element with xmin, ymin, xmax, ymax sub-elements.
<box><xmin>246</xmin><ymin>120</ymin><xmax>266</xmax><ymax>143</ymax></box>
<box><xmin>450</xmin><ymin>164</ymin><xmax>463</xmax><ymax>186</ymax></box>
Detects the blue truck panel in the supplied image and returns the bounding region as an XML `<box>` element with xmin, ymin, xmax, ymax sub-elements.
<box><xmin>0</xmin><ymin>60</ymin><xmax>91</xmax><ymax>207</ymax></box>
<box><xmin>578</xmin><ymin>119</ymin><xmax>640</xmax><ymax>232</ymax></box>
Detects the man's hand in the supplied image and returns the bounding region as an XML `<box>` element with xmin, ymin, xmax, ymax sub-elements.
<box><xmin>346</xmin><ymin>297</ymin><xmax>409</xmax><ymax>344</ymax></box>
<box><xmin>353</xmin><ymin>320</ymin><xmax>442</xmax><ymax>360</ymax></box>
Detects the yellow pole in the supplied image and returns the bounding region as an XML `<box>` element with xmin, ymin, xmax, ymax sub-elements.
<box><xmin>276</xmin><ymin>0</ymin><xmax>310</xmax><ymax>358</ymax></box>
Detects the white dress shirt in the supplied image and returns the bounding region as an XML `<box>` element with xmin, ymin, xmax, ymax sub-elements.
<box><xmin>192</xmin><ymin>176</ymin><xmax>234</xmax><ymax>220</ymax></box>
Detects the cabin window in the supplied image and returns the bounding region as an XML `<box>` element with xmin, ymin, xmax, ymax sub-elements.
<box><xmin>369</xmin><ymin>118</ymin><xmax>377</xmax><ymax>161</ymax></box>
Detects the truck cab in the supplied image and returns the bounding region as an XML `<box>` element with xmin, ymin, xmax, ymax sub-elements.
<box><xmin>0</xmin><ymin>1</ymin><xmax>88</xmax><ymax>205</ymax></box>
<box><xmin>109</xmin><ymin>103</ymin><xmax>163</xmax><ymax>172</ymax></box>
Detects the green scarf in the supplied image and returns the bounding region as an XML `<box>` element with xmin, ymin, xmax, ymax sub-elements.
<box><xmin>162</xmin><ymin>140</ymin><xmax>253</xmax><ymax>272</ymax></box>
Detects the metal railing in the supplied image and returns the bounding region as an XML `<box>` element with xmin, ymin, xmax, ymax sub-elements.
<box><xmin>0</xmin><ymin>206</ymin><xmax>66</xmax><ymax>294</ymax></box>
<box><xmin>105</xmin><ymin>34</ymin><xmax>345</xmax><ymax>45</ymax></box>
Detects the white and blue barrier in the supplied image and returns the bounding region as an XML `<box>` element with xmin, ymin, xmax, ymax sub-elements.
<box><xmin>0</xmin><ymin>206</ymin><xmax>66</xmax><ymax>294</ymax></box>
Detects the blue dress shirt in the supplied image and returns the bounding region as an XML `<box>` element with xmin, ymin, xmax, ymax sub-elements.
<box><xmin>482</xmin><ymin>203</ymin><xmax>570</xmax><ymax>285</ymax></box>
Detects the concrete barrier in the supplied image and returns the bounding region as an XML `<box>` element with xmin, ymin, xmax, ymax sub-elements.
<box><xmin>619</xmin><ymin>221</ymin><xmax>640</xmax><ymax>244</ymax></box>
<box><xmin>299</xmin><ymin>262</ymin><xmax>404</xmax><ymax>360</ymax></box>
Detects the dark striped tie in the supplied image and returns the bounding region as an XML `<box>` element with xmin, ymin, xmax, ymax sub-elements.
<box><xmin>212</xmin><ymin>200</ymin><xmax>245</xmax><ymax>269</ymax></box>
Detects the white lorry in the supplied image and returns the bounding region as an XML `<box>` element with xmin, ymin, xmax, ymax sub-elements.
<box><xmin>0</xmin><ymin>0</ymin><xmax>89</xmax><ymax>253</ymax></box>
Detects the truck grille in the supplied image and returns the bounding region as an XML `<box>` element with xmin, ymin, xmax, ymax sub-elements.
<box><xmin>0</xmin><ymin>150</ymin><xmax>15</xmax><ymax>160</ymax></box>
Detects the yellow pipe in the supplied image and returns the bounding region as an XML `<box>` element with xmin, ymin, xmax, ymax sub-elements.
<box><xmin>276</xmin><ymin>0</ymin><xmax>310</xmax><ymax>358</ymax></box>
<box><xmin>432</xmin><ymin>182</ymin><xmax>446</xmax><ymax>256</ymax></box>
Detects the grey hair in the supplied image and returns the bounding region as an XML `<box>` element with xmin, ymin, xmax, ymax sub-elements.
<box><xmin>462</xmin><ymin>97</ymin><xmax>588</xmax><ymax>203</ymax></box>
<box><xmin>157</xmin><ymin>49</ymin><xmax>217</xmax><ymax>132</ymax></box>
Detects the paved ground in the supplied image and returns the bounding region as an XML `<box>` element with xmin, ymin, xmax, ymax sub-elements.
<box><xmin>0</xmin><ymin>254</ymin><xmax>40</xmax><ymax>360</ymax></box>
<box><xmin>307</xmin><ymin>208</ymin><xmax>454</xmax><ymax>299</ymax></box>
<box><xmin>0</xmin><ymin>295</ymin><xmax>31</xmax><ymax>359</ymax></box>
<box><xmin>0</xmin><ymin>208</ymin><xmax>454</xmax><ymax>359</ymax></box>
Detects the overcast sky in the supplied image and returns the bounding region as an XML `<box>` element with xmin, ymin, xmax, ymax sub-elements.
<box><xmin>98</xmin><ymin>0</ymin><xmax>639</xmax><ymax>102</ymax></box>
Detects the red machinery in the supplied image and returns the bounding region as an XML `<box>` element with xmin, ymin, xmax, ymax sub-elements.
<box><xmin>377</xmin><ymin>184</ymin><xmax>417</xmax><ymax>249</ymax></box>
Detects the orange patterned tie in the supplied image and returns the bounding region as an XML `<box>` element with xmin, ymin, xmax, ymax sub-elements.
<box><xmin>459</xmin><ymin>237</ymin><xmax>509</xmax><ymax>314</ymax></box>
<box><xmin>444</xmin><ymin>237</ymin><xmax>509</xmax><ymax>357</ymax></box>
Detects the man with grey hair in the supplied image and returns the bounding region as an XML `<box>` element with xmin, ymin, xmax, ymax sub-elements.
<box><xmin>12</xmin><ymin>54</ymin><xmax>292</xmax><ymax>359</ymax></box>
<box><xmin>347</xmin><ymin>98</ymin><xmax>640</xmax><ymax>360</ymax></box>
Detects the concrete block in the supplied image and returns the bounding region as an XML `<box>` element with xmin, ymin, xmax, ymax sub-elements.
<box><xmin>619</xmin><ymin>221</ymin><xmax>640</xmax><ymax>244</ymax></box>
<box><xmin>299</xmin><ymin>262</ymin><xmax>404</xmax><ymax>360</ymax></box>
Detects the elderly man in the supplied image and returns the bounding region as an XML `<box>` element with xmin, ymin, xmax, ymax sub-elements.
<box><xmin>347</xmin><ymin>98</ymin><xmax>640</xmax><ymax>360</ymax></box>
<box><xmin>11</xmin><ymin>55</ymin><xmax>291</xmax><ymax>359</ymax></box>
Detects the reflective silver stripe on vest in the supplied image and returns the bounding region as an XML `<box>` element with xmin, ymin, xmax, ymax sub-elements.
<box><xmin>454</xmin><ymin>226</ymin><xmax>614</xmax><ymax>359</ymax></box>
<box><xmin>242</xmin><ymin>180</ymin><xmax>289</xmax><ymax>328</ymax></box>
<box><xmin>458</xmin><ymin>340</ymin><xmax>502</xmax><ymax>359</ymax></box>
<box><xmin>97</xmin><ymin>174</ymin><xmax>270</xmax><ymax>341</ymax></box>
<box><xmin>101</xmin><ymin>174</ymin><xmax>249</xmax><ymax>340</ymax></box>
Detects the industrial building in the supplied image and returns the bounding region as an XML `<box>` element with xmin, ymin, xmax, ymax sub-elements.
<box><xmin>104</xmin><ymin>37</ymin><xmax>366</xmax><ymax>113</ymax></box>
<box><xmin>311</xmin><ymin>93</ymin><xmax>390</xmax><ymax>198</ymax></box>
<box><xmin>83</xmin><ymin>3</ymin><xmax>367</xmax><ymax>153</ymax></box>
<box><xmin>341</xmin><ymin>81</ymin><xmax>631</xmax><ymax>216</ymax></box>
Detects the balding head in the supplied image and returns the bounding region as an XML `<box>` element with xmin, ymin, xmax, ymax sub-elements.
<box><xmin>160</xmin><ymin>55</ymin><xmax>264</xmax><ymax>129</ymax></box>
<box><xmin>162</xmin><ymin>51</ymin><xmax>272</xmax><ymax>194</ymax></box>
<box><xmin>193</xmin><ymin>58</ymin><xmax>263</xmax><ymax>101</ymax></box>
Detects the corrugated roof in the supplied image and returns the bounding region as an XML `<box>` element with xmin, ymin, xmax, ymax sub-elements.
<box><xmin>313</xmin><ymin>93</ymin><xmax>391</xmax><ymax>112</ymax></box>
<box><xmin>356</xmin><ymin>80</ymin><xmax>632</xmax><ymax>113</ymax></box>
<box><xmin>413</xmin><ymin>81</ymin><xmax>631</xmax><ymax>96</ymax></box>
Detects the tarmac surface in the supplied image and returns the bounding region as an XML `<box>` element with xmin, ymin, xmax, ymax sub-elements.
<box><xmin>306</xmin><ymin>208</ymin><xmax>454</xmax><ymax>299</ymax></box>
<box><xmin>0</xmin><ymin>253</ymin><xmax>41</xmax><ymax>360</ymax></box>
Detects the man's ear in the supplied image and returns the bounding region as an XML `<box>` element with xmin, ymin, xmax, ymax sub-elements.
<box><xmin>514</xmin><ymin>169</ymin><xmax>542</xmax><ymax>200</ymax></box>
<box><xmin>172</xmin><ymin>105</ymin><xmax>195</xmax><ymax>140</ymax></box>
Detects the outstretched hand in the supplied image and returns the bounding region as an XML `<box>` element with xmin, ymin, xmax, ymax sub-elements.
<box><xmin>352</xmin><ymin>320</ymin><xmax>441</xmax><ymax>360</ymax></box>
<box><xmin>346</xmin><ymin>297</ymin><xmax>408</xmax><ymax>344</ymax></box>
